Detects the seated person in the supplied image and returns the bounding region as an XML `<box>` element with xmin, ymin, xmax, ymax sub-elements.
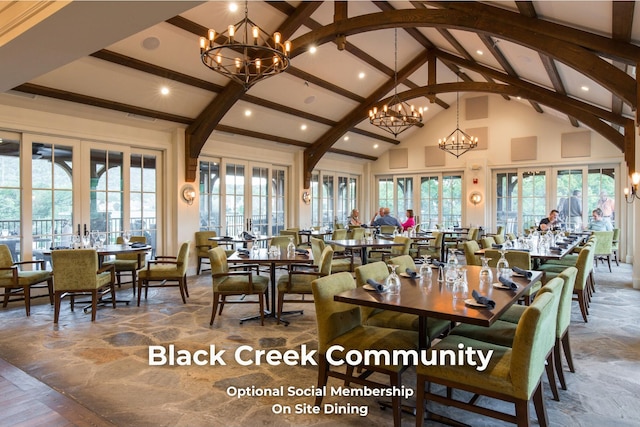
<box><xmin>538</xmin><ymin>209</ymin><xmax>562</xmax><ymax>231</ymax></box>
<box><xmin>587</xmin><ymin>208</ymin><xmax>613</xmax><ymax>231</ymax></box>
<box><xmin>369</xmin><ymin>207</ymin><xmax>384</xmax><ymax>225</ymax></box>
<box><xmin>348</xmin><ymin>209</ymin><xmax>362</xmax><ymax>227</ymax></box>
<box><xmin>372</xmin><ymin>207</ymin><xmax>402</xmax><ymax>228</ymax></box>
<box><xmin>401</xmin><ymin>209</ymin><xmax>415</xmax><ymax>231</ymax></box>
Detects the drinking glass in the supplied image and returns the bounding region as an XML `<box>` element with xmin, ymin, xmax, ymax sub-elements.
<box><xmin>82</xmin><ymin>234</ymin><xmax>91</xmax><ymax>248</ymax></box>
<box><xmin>479</xmin><ymin>256</ymin><xmax>493</xmax><ymax>288</ymax></box>
<box><xmin>122</xmin><ymin>230</ymin><xmax>131</xmax><ymax>245</ymax></box>
<box><xmin>385</xmin><ymin>264</ymin><xmax>401</xmax><ymax>295</ymax></box>
<box><xmin>420</xmin><ymin>256</ymin><xmax>432</xmax><ymax>283</ymax></box>
<box><xmin>97</xmin><ymin>233</ymin><xmax>106</xmax><ymax>249</ymax></box>
<box><xmin>496</xmin><ymin>249</ymin><xmax>510</xmax><ymax>278</ymax></box>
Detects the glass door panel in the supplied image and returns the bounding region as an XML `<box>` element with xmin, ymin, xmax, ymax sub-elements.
<box><xmin>225</xmin><ymin>163</ymin><xmax>245</xmax><ymax>236</ymax></box>
<box><xmin>251</xmin><ymin>166</ymin><xmax>268</xmax><ymax>235</ymax></box>
<box><xmin>130</xmin><ymin>153</ymin><xmax>157</xmax><ymax>251</ymax></box>
<box><xmin>199</xmin><ymin>160</ymin><xmax>221</xmax><ymax>233</ymax></box>
<box><xmin>0</xmin><ymin>133</ymin><xmax>21</xmax><ymax>260</ymax></box>
<box><xmin>556</xmin><ymin>169</ymin><xmax>583</xmax><ymax>230</ymax></box>
<box><xmin>89</xmin><ymin>149</ymin><xmax>123</xmax><ymax>243</ymax></box>
<box><xmin>271</xmin><ymin>168</ymin><xmax>285</xmax><ymax>235</ymax></box>
<box><xmin>420</xmin><ymin>176</ymin><xmax>439</xmax><ymax>229</ymax></box>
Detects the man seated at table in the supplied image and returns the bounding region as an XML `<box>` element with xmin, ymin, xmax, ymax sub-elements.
<box><xmin>538</xmin><ymin>209</ymin><xmax>562</xmax><ymax>231</ymax></box>
<box><xmin>348</xmin><ymin>209</ymin><xmax>362</xmax><ymax>227</ymax></box>
<box><xmin>587</xmin><ymin>208</ymin><xmax>613</xmax><ymax>231</ymax></box>
<box><xmin>371</xmin><ymin>207</ymin><xmax>402</xmax><ymax>229</ymax></box>
<box><xmin>369</xmin><ymin>207</ymin><xmax>384</xmax><ymax>226</ymax></box>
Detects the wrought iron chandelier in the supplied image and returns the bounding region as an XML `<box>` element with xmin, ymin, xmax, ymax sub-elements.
<box><xmin>438</xmin><ymin>80</ymin><xmax>478</xmax><ymax>158</ymax></box>
<box><xmin>369</xmin><ymin>29</ymin><xmax>423</xmax><ymax>138</ymax></box>
<box><xmin>199</xmin><ymin>1</ymin><xmax>291</xmax><ymax>90</ymax></box>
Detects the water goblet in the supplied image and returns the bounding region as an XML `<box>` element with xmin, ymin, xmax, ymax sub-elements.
<box><xmin>385</xmin><ymin>264</ymin><xmax>401</xmax><ymax>295</ymax></box>
<box><xmin>122</xmin><ymin>230</ymin><xmax>131</xmax><ymax>245</ymax></box>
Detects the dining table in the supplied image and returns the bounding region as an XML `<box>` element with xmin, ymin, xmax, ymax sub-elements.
<box><xmin>334</xmin><ymin>265</ymin><xmax>542</xmax><ymax>349</ymax></box>
<box><xmin>298</xmin><ymin>229</ymin><xmax>334</xmax><ymax>245</ymax></box>
<box><xmin>227</xmin><ymin>248</ymin><xmax>314</xmax><ymax>325</ymax></box>
<box><xmin>474</xmin><ymin>237</ymin><xmax>582</xmax><ymax>267</ymax></box>
<box><xmin>324</xmin><ymin>238</ymin><xmax>406</xmax><ymax>265</ymax></box>
<box><xmin>209</xmin><ymin>235</ymin><xmax>270</xmax><ymax>249</ymax></box>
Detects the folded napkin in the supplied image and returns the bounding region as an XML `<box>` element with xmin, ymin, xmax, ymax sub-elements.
<box><xmin>549</xmin><ymin>246</ymin><xmax>562</xmax><ymax>252</ymax></box>
<box><xmin>237</xmin><ymin>249</ymin><xmax>250</xmax><ymax>255</ymax></box>
<box><xmin>492</xmin><ymin>244</ymin><xmax>503</xmax><ymax>249</ymax></box>
<box><xmin>472</xmin><ymin>290</ymin><xmax>496</xmax><ymax>309</ymax></box>
<box><xmin>50</xmin><ymin>246</ymin><xmax>70</xmax><ymax>250</ymax></box>
<box><xmin>221</xmin><ymin>236</ymin><xmax>233</xmax><ymax>240</ymax></box>
<box><xmin>432</xmin><ymin>260</ymin><xmax>445</xmax><ymax>267</ymax></box>
<box><xmin>295</xmin><ymin>249</ymin><xmax>308</xmax><ymax>255</ymax></box>
<box><xmin>130</xmin><ymin>242</ymin><xmax>147</xmax><ymax>248</ymax></box>
<box><xmin>405</xmin><ymin>268</ymin><xmax>418</xmax><ymax>279</ymax></box>
<box><xmin>498</xmin><ymin>276</ymin><xmax>518</xmax><ymax>290</ymax></box>
<box><xmin>511</xmin><ymin>266</ymin><xmax>532</xmax><ymax>279</ymax></box>
<box><xmin>366</xmin><ymin>279</ymin><xmax>386</xmax><ymax>293</ymax></box>
<box><xmin>513</xmin><ymin>248</ymin><xmax>530</xmax><ymax>252</ymax></box>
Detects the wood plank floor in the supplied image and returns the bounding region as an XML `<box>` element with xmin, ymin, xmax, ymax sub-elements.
<box><xmin>0</xmin><ymin>358</ymin><xmax>115</xmax><ymax>427</ymax></box>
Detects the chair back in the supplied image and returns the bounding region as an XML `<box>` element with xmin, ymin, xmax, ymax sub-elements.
<box><xmin>430</xmin><ymin>231</ymin><xmax>443</xmax><ymax>248</ymax></box>
<box><xmin>279</xmin><ymin>230</ymin><xmax>300</xmax><ymax>246</ymax></box>
<box><xmin>334</xmin><ymin>222</ymin><xmax>345</xmax><ymax>229</ymax></box>
<box><xmin>556</xmin><ymin>267</ymin><xmax>578</xmax><ymax>337</ymax></box>
<box><xmin>574</xmin><ymin>244</ymin><xmax>594</xmax><ymax>291</ymax></box>
<box><xmin>463</xmin><ymin>240</ymin><xmax>481</xmax><ymax>266</ymax></box>
<box><xmin>115</xmin><ymin>236</ymin><xmax>147</xmax><ymax>261</ymax></box>
<box><xmin>496</xmin><ymin>225</ymin><xmax>505</xmax><ymax>236</ymax></box>
<box><xmin>330</xmin><ymin>229</ymin><xmax>347</xmax><ymax>251</ymax></box>
<box><xmin>349</xmin><ymin>227</ymin><xmax>365</xmax><ymax>240</ymax></box>
<box><xmin>480</xmin><ymin>236</ymin><xmax>496</xmax><ymax>248</ymax></box>
<box><xmin>483</xmin><ymin>249</ymin><xmax>532</xmax><ymax>270</ymax></box>
<box><xmin>318</xmin><ymin>246</ymin><xmax>334</xmax><ymax>276</ymax></box>
<box><xmin>494</xmin><ymin>234</ymin><xmax>506</xmax><ymax>244</ymax></box>
<box><xmin>310</xmin><ymin>237</ymin><xmax>325</xmax><ymax>267</ymax></box>
<box><xmin>195</xmin><ymin>231</ymin><xmax>218</xmax><ymax>257</ymax></box>
<box><xmin>388</xmin><ymin>255</ymin><xmax>416</xmax><ymax>272</ymax></box>
<box><xmin>52</xmin><ymin>249</ymin><xmax>100</xmax><ymax>291</ymax></box>
<box><xmin>270</xmin><ymin>236</ymin><xmax>291</xmax><ymax>253</ymax></box>
<box><xmin>380</xmin><ymin>225</ymin><xmax>397</xmax><ymax>234</ymax></box>
<box><xmin>391</xmin><ymin>236</ymin><xmax>412</xmax><ymax>256</ymax></box>
<box><xmin>176</xmin><ymin>241</ymin><xmax>190</xmax><ymax>275</ymax></box>
<box><xmin>591</xmin><ymin>231</ymin><xmax>613</xmax><ymax>256</ymax></box>
<box><xmin>354</xmin><ymin>261</ymin><xmax>389</xmax><ymax>320</ymax></box>
<box><xmin>208</xmin><ymin>246</ymin><xmax>230</xmax><ymax>286</ymax></box>
<box><xmin>311</xmin><ymin>272</ymin><xmax>362</xmax><ymax>354</ymax></box>
<box><xmin>510</xmin><ymin>282</ymin><xmax>560</xmax><ymax>398</ymax></box>
<box><xmin>611</xmin><ymin>228</ymin><xmax>620</xmax><ymax>248</ymax></box>
<box><xmin>0</xmin><ymin>244</ymin><xmax>12</xmax><ymax>270</ymax></box>
<box><xmin>466</xmin><ymin>227</ymin><xmax>479</xmax><ymax>241</ymax></box>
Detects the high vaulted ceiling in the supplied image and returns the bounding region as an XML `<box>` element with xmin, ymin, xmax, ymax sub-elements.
<box><xmin>1</xmin><ymin>1</ymin><xmax>639</xmax><ymax>186</ymax></box>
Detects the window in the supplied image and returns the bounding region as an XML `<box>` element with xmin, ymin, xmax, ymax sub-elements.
<box><xmin>310</xmin><ymin>171</ymin><xmax>359</xmax><ymax>228</ymax></box>
<box><xmin>396</xmin><ymin>177</ymin><xmax>413</xmax><ymax>219</ymax></box>
<box><xmin>0</xmin><ymin>133</ymin><xmax>21</xmax><ymax>260</ymax></box>
<box><xmin>495</xmin><ymin>170</ymin><xmax>546</xmax><ymax>233</ymax></box>
<box><xmin>321</xmin><ymin>175</ymin><xmax>334</xmax><ymax>228</ymax></box>
<box><xmin>377</xmin><ymin>177</ymin><xmax>394</xmax><ymax>215</ymax></box>
<box><xmin>199</xmin><ymin>160</ymin><xmax>221</xmax><ymax>233</ymax></box>
<box><xmin>587</xmin><ymin>167</ymin><xmax>616</xmax><ymax>226</ymax></box>
<box><xmin>419</xmin><ymin>176</ymin><xmax>439</xmax><ymax>228</ymax></box>
<box><xmin>271</xmin><ymin>168</ymin><xmax>285</xmax><ymax>235</ymax></box>
<box><xmin>441</xmin><ymin>175</ymin><xmax>462</xmax><ymax>228</ymax></box>
<box><xmin>130</xmin><ymin>153</ymin><xmax>157</xmax><ymax>251</ymax></box>
<box><xmin>556</xmin><ymin>169</ymin><xmax>583</xmax><ymax>230</ymax></box>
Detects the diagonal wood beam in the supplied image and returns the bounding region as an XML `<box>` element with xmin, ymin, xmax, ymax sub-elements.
<box><xmin>610</xmin><ymin>1</ymin><xmax>636</xmax><ymax>126</ymax></box>
<box><xmin>303</xmin><ymin>53</ymin><xmax>428</xmax><ymax>187</ymax></box>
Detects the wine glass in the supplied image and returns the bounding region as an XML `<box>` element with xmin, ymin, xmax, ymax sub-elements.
<box><xmin>90</xmin><ymin>230</ymin><xmax>98</xmax><ymax>247</ymax></box>
<box><xmin>122</xmin><ymin>230</ymin><xmax>131</xmax><ymax>245</ymax></box>
<box><xmin>479</xmin><ymin>257</ymin><xmax>493</xmax><ymax>288</ymax></box>
<box><xmin>385</xmin><ymin>264</ymin><xmax>401</xmax><ymax>295</ymax></box>
<box><xmin>82</xmin><ymin>234</ymin><xmax>91</xmax><ymax>248</ymax></box>
<box><xmin>420</xmin><ymin>256</ymin><xmax>432</xmax><ymax>283</ymax></box>
<box><xmin>496</xmin><ymin>249</ymin><xmax>510</xmax><ymax>278</ymax></box>
<box><xmin>72</xmin><ymin>234</ymin><xmax>81</xmax><ymax>249</ymax></box>
<box><xmin>97</xmin><ymin>233</ymin><xmax>106</xmax><ymax>249</ymax></box>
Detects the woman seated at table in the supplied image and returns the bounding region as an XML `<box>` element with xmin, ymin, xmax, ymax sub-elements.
<box><xmin>538</xmin><ymin>209</ymin><xmax>562</xmax><ymax>231</ymax></box>
<box><xmin>348</xmin><ymin>209</ymin><xmax>362</xmax><ymax>227</ymax></box>
<box><xmin>401</xmin><ymin>209</ymin><xmax>415</xmax><ymax>231</ymax></box>
<box><xmin>587</xmin><ymin>208</ymin><xmax>613</xmax><ymax>231</ymax></box>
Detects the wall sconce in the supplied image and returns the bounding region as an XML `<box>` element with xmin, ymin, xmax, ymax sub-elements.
<box><xmin>302</xmin><ymin>190</ymin><xmax>311</xmax><ymax>205</ymax></box>
<box><xmin>624</xmin><ymin>172</ymin><xmax>640</xmax><ymax>203</ymax></box>
<box><xmin>469</xmin><ymin>191</ymin><xmax>483</xmax><ymax>206</ymax></box>
<box><xmin>181</xmin><ymin>184</ymin><xmax>196</xmax><ymax>205</ymax></box>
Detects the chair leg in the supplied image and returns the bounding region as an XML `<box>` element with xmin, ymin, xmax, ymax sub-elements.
<box><xmin>47</xmin><ymin>278</ymin><xmax>54</xmax><ymax>305</ymax></box>
<box><xmin>2</xmin><ymin>289</ymin><xmax>9</xmax><ymax>308</ymax></box>
<box><xmin>577</xmin><ymin>292</ymin><xmax>588</xmax><ymax>322</ymax></box>
<box><xmin>178</xmin><ymin>278</ymin><xmax>187</xmax><ymax>304</ymax></box>
<box><xmin>109</xmin><ymin>283</ymin><xmax>116</xmax><ymax>309</ymax></box>
<box><xmin>197</xmin><ymin>257</ymin><xmax>202</xmax><ymax>275</ymax></box>
<box><xmin>24</xmin><ymin>286</ymin><xmax>31</xmax><ymax>317</ymax></box>
<box><xmin>553</xmin><ymin>339</ymin><xmax>567</xmax><ymax>391</ymax></box>
<box><xmin>561</xmin><ymin>331</ymin><xmax>576</xmax><ymax>373</ymax></box>
<box><xmin>545</xmin><ymin>353</ymin><xmax>559</xmax><ymax>401</ymax></box>
<box><xmin>515</xmin><ymin>397</ymin><xmax>531</xmax><ymax>427</ymax></box>
<box><xmin>131</xmin><ymin>270</ymin><xmax>137</xmax><ymax>296</ymax></box>
<box><xmin>532</xmin><ymin>381</ymin><xmax>548</xmax><ymax>427</ymax></box>
<box><xmin>210</xmin><ymin>293</ymin><xmax>219</xmax><ymax>325</ymax></box>
<box><xmin>137</xmin><ymin>278</ymin><xmax>143</xmax><ymax>306</ymax></box>
<box><xmin>91</xmin><ymin>290</ymin><xmax>98</xmax><ymax>322</ymax></box>
<box><xmin>606</xmin><ymin>255</ymin><xmax>611</xmax><ymax>272</ymax></box>
<box><xmin>613</xmin><ymin>250</ymin><xmax>619</xmax><ymax>266</ymax></box>
<box><xmin>259</xmin><ymin>293</ymin><xmax>265</xmax><ymax>326</ymax></box>
<box><xmin>219</xmin><ymin>295</ymin><xmax>226</xmax><ymax>314</ymax></box>
<box><xmin>390</xmin><ymin>371</ymin><xmax>402</xmax><ymax>427</ymax></box>
<box><xmin>415</xmin><ymin>375</ymin><xmax>426</xmax><ymax>427</ymax></box>
<box><xmin>314</xmin><ymin>357</ymin><xmax>329</xmax><ymax>407</ymax></box>
<box><xmin>54</xmin><ymin>291</ymin><xmax>62</xmax><ymax>323</ymax></box>
<box><xmin>277</xmin><ymin>292</ymin><xmax>285</xmax><ymax>324</ymax></box>
<box><xmin>183</xmin><ymin>275</ymin><xmax>189</xmax><ymax>298</ymax></box>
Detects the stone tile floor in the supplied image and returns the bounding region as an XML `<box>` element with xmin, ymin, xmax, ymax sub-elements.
<box><xmin>0</xmin><ymin>262</ymin><xmax>639</xmax><ymax>426</ymax></box>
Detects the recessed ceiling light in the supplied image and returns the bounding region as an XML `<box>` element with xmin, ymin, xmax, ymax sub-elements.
<box><xmin>476</xmin><ymin>50</ymin><xmax>483</xmax><ymax>55</ymax></box>
<box><xmin>160</xmin><ymin>86</ymin><xmax>169</xmax><ymax>95</ymax></box>
<box><xmin>300</xmin><ymin>124</ymin><xmax>307</xmax><ymax>131</ymax></box>
<box><xmin>229</xmin><ymin>3</ymin><xmax>238</xmax><ymax>12</ymax></box>
<box><xmin>358</xmin><ymin>72</ymin><xmax>365</xmax><ymax>79</ymax></box>
<box><xmin>373</xmin><ymin>144</ymin><xmax>379</xmax><ymax>149</ymax></box>
<box><xmin>304</xmin><ymin>95</ymin><xmax>316</xmax><ymax>104</ymax></box>
<box><xmin>343</xmin><ymin>136</ymin><xmax>349</xmax><ymax>141</ymax></box>
<box><xmin>142</xmin><ymin>37</ymin><xmax>160</xmax><ymax>51</ymax></box>
<box><xmin>244</xmin><ymin>109</ymin><xmax>252</xmax><ymax>117</ymax></box>
<box><xmin>309</xmin><ymin>46</ymin><xmax>317</xmax><ymax>54</ymax></box>
<box><xmin>581</xmin><ymin>86</ymin><xmax>589</xmax><ymax>91</ymax></box>
<box><xmin>517</xmin><ymin>96</ymin><xmax>522</xmax><ymax>100</ymax></box>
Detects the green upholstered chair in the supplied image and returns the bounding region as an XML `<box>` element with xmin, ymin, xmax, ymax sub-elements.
<box><xmin>1</xmin><ymin>244</ymin><xmax>53</xmax><ymax>316</ymax></box>
<box><xmin>416</xmin><ymin>290</ymin><xmax>559</xmax><ymax>427</ymax></box>
<box><xmin>276</xmin><ymin>245</ymin><xmax>333</xmax><ymax>324</ymax></box>
<box><xmin>329</xmin><ymin>228</ymin><xmax>347</xmax><ymax>253</ymax></box>
<box><xmin>480</xmin><ymin>236</ymin><xmax>496</xmax><ymax>249</ymax></box>
<box><xmin>208</xmin><ymin>246</ymin><xmax>268</xmax><ymax>326</ymax></box>
<box><xmin>484</xmin><ymin>249</ymin><xmax>542</xmax><ymax>305</ymax></box>
<box><xmin>449</xmin><ymin>277</ymin><xmax>565</xmax><ymax>401</ymax></box>
<box><xmin>494</xmin><ymin>233</ymin><xmax>506</xmax><ymax>244</ymax></box>
<box><xmin>310</xmin><ymin>237</ymin><xmax>353</xmax><ymax>273</ymax></box>
<box><xmin>195</xmin><ymin>231</ymin><xmax>217</xmax><ymax>275</ymax></box>
<box><xmin>269</xmin><ymin>236</ymin><xmax>292</xmax><ymax>253</ymax></box>
<box><xmin>348</xmin><ymin>227</ymin><xmax>365</xmax><ymax>240</ymax></box>
<box><xmin>354</xmin><ymin>261</ymin><xmax>450</xmax><ymax>343</ymax></box>
<box><xmin>387</xmin><ymin>254</ymin><xmax>416</xmax><ymax>273</ymax></box>
<box><xmin>311</xmin><ymin>272</ymin><xmax>418</xmax><ymax>427</ymax></box>
<box><xmin>368</xmin><ymin>235</ymin><xmax>411</xmax><ymax>262</ymax></box>
<box><xmin>102</xmin><ymin>235</ymin><xmax>147</xmax><ymax>294</ymax></box>
<box><xmin>379</xmin><ymin>225</ymin><xmax>398</xmax><ymax>234</ymax></box>
<box><xmin>415</xmin><ymin>231</ymin><xmax>443</xmax><ymax>261</ymax></box>
<box><xmin>463</xmin><ymin>240</ymin><xmax>481</xmax><ymax>266</ymax></box>
<box><xmin>51</xmin><ymin>249</ymin><xmax>115</xmax><ymax>323</ymax></box>
<box><xmin>592</xmin><ymin>230</ymin><xmax>614</xmax><ymax>272</ymax></box>
<box><xmin>137</xmin><ymin>241</ymin><xmax>190</xmax><ymax>306</ymax></box>
<box><xmin>611</xmin><ymin>228</ymin><xmax>620</xmax><ymax>266</ymax></box>
<box><xmin>279</xmin><ymin>229</ymin><xmax>303</xmax><ymax>248</ymax></box>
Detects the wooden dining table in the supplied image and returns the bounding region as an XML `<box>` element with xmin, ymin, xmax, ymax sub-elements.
<box><xmin>334</xmin><ymin>265</ymin><xmax>542</xmax><ymax>349</ymax></box>
<box><xmin>227</xmin><ymin>248</ymin><xmax>314</xmax><ymax>325</ymax></box>
<box><xmin>324</xmin><ymin>238</ymin><xmax>406</xmax><ymax>264</ymax></box>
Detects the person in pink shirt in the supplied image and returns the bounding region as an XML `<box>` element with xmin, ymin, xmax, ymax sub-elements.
<box><xmin>401</xmin><ymin>209</ymin><xmax>415</xmax><ymax>231</ymax></box>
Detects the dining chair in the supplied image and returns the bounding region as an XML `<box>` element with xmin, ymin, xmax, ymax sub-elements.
<box><xmin>279</xmin><ymin>229</ymin><xmax>303</xmax><ymax>248</ymax></box>
<box><xmin>208</xmin><ymin>246</ymin><xmax>268</xmax><ymax>326</ymax></box>
<box><xmin>480</xmin><ymin>236</ymin><xmax>496</xmax><ymax>249</ymax></box>
<box><xmin>102</xmin><ymin>235</ymin><xmax>147</xmax><ymax>294</ymax></box>
<box><xmin>310</xmin><ymin>237</ymin><xmax>352</xmax><ymax>273</ymax></box>
<box><xmin>354</xmin><ymin>261</ymin><xmax>451</xmax><ymax>343</ymax></box>
<box><xmin>463</xmin><ymin>240</ymin><xmax>481</xmax><ymax>266</ymax></box>
<box><xmin>137</xmin><ymin>241</ymin><xmax>190</xmax><ymax>306</ymax></box>
<box><xmin>591</xmin><ymin>230</ymin><xmax>614</xmax><ymax>272</ymax></box>
<box><xmin>387</xmin><ymin>254</ymin><xmax>416</xmax><ymax>272</ymax></box>
<box><xmin>329</xmin><ymin>228</ymin><xmax>347</xmax><ymax>253</ymax></box>
<box><xmin>415</xmin><ymin>289</ymin><xmax>559</xmax><ymax>427</ymax></box>
<box><xmin>276</xmin><ymin>246</ymin><xmax>333</xmax><ymax>324</ymax></box>
<box><xmin>195</xmin><ymin>231</ymin><xmax>217</xmax><ymax>275</ymax></box>
<box><xmin>368</xmin><ymin>235</ymin><xmax>411</xmax><ymax>262</ymax></box>
<box><xmin>484</xmin><ymin>249</ymin><xmax>542</xmax><ymax>305</ymax></box>
<box><xmin>311</xmin><ymin>272</ymin><xmax>418</xmax><ymax>427</ymax></box>
<box><xmin>611</xmin><ymin>228</ymin><xmax>620</xmax><ymax>266</ymax></box>
<box><xmin>379</xmin><ymin>225</ymin><xmax>398</xmax><ymax>234</ymax></box>
<box><xmin>0</xmin><ymin>244</ymin><xmax>53</xmax><ymax>316</ymax></box>
<box><xmin>51</xmin><ymin>249</ymin><xmax>116</xmax><ymax>323</ymax></box>
<box><xmin>415</xmin><ymin>232</ymin><xmax>443</xmax><ymax>261</ymax></box>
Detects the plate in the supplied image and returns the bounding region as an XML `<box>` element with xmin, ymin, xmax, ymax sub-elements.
<box><xmin>399</xmin><ymin>272</ymin><xmax>421</xmax><ymax>278</ymax></box>
<box><xmin>363</xmin><ymin>284</ymin><xmax>386</xmax><ymax>292</ymax></box>
<box><xmin>492</xmin><ymin>283</ymin><xmax>515</xmax><ymax>290</ymax></box>
<box><xmin>464</xmin><ymin>298</ymin><xmax>489</xmax><ymax>308</ymax></box>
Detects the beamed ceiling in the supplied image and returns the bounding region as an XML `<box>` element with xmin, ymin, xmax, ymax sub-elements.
<box><xmin>1</xmin><ymin>1</ymin><xmax>638</xmax><ymax>187</ymax></box>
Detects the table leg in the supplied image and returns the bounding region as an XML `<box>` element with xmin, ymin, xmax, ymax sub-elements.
<box><xmin>239</xmin><ymin>262</ymin><xmax>291</xmax><ymax>326</ymax></box>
